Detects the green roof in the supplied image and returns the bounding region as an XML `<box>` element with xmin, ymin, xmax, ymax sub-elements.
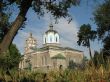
<box><xmin>51</xmin><ymin>54</ymin><xmax>66</xmax><ymax>59</ymax></box>
<box><xmin>30</xmin><ymin>45</ymin><xmax>83</xmax><ymax>52</ymax></box>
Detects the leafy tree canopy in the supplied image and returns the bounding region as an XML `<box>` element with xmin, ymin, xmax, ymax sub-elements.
<box><xmin>103</xmin><ymin>36</ymin><xmax>110</xmax><ymax>57</ymax></box>
<box><xmin>77</xmin><ymin>24</ymin><xmax>97</xmax><ymax>59</ymax></box>
<box><xmin>0</xmin><ymin>0</ymin><xmax>80</xmax><ymax>53</ymax></box>
<box><xmin>77</xmin><ymin>24</ymin><xmax>96</xmax><ymax>47</ymax></box>
<box><xmin>0</xmin><ymin>44</ymin><xmax>21</xmax><ymax>70</ymax></box>
<box><xmin>1</xmin><ymin>0</ymin><xmax>80</xmax><ymax>20</ymax></box>
<box><xmin>0</xmin><ymin>0</ymin><xmax>11</xmax><ymax>42</ymax></box>
<box><xmin>94</xmin><ymin>0</ymin><xmax>110</xmax><ymax>58</ymax></box>
<box><xmin>94</xmin><ymin>0</ymin><xmax>110</xmax><ymax>40</ymax></box>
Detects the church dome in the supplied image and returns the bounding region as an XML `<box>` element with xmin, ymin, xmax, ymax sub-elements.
<box><xmin>43</xmin><ymin>24</ymin><xmax>60</xmax><ymax>46</ymax></box>
<box><xmin>45</xmin><ymin>25</ymin><xmax>58</xmax><ymax>34</ymax></box>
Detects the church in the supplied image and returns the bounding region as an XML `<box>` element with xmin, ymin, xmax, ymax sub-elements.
<box><xmin>19</xmin><ymin>24</ymin><xmax>84</xmax><ymax>71</ymax></box>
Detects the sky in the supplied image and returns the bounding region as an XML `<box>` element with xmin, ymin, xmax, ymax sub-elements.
<box><xmin>13</xmin><ymin>1</ymin><xmax>104</xmax><ymax>58</ymax></box>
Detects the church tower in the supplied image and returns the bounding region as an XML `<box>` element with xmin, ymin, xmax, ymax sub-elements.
<box><xmin>43</xmin><ymin>24</ymin><xmax>60</xmax><ymax>46</ymax></box>
<box><xmin>24</xmin><ymin>33</ymin><xmax>37</xmax><ymax>54</ymax></box>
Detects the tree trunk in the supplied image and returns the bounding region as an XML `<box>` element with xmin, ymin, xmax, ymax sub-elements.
<box><xmin>88</xmin><ymin>39</ymin><xmax>92</xmax><ymax>59</ymax></box>
<box><xmin>89</xmin><ymin>45</ymin><xmax>92</xmax><ymax>59</ymax></box>
<box><xmin>0</xmin><ymin>0</ymin><xmax>33</xmax><ymax>54</ymax></box>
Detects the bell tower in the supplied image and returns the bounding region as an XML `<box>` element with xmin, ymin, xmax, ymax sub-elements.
<box><xmin>24</xmin><ymin>33</ymin><xmax>37</xmax><ymax>54</ymax></box>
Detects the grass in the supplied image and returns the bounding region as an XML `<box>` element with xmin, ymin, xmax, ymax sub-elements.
<box><xmin>0</xmin><ymin>64</ymin><xmax>110</xmax><ymax>82</ymax></box>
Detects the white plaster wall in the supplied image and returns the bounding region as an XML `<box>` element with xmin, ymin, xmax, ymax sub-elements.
<box><xmin>43</xmin><ymin>34</ymin><xmax>46</xmax><ymax>44</ymax></box>
<box><xmin>44</xmin><ymin>32</ymin><xmax>60</xmax><ymax>44</ymax></box>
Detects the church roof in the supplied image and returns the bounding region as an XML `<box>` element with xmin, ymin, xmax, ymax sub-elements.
<box><xmin>31</xmin><ymin>45</ymin><xmax>83</xmax><ymax>52</ymax></box>
<box><xmin>45</xmin><ymin>24</ymin><xmax>58</xmax><ymax>34</ymax></box>
<box><xmin>64</xmin><ymin>47</ymin><xmax>83</xmax><ymax>52</ymax></box>
<box><xmin>45</xmin><ymin>29</ymin><xmax>58</xmax><ymax>34</ymax></box>
<box><xmin>51</xmin><ymin>54</ymin><xmax>66</xmax><ymax>59</ymax></box>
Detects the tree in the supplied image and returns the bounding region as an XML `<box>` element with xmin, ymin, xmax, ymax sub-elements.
<box><xmin>93</xmin><ymin>0</ymin><xmax>110</xmax><ymax>58</ymax></box>
<box><xmin>103</xmin><ymin>36</ymin><xmax>110</xmax><ymax>59</ymax></box>
<box><xmin>83</xmin><ymin>56</ymin><xmax>88</xmax><ymax>62</ymax></box>
<box><xmin>93</xmin><ymin>51</ymin><xmax>104</xmax><ymax>68</ymax></box>
<box><xmin>68</xmin><ymin>60</ymin><xmax>77</xmax><ymax>69</ymax></box>
<box><xmin>77</xmin><ymin>24</ymin><xmax>96</xmax><ymax>59</ymax></box>
<box><xmin>0</xmin><ymin>1</ymin><xmax>10</xmax><ymax>42</ymax></box>
<box><xmin>0</xmin><ymin>44</ymin><xmax>21</xmax><ymax>70</ymax></box>
<box><xmin>94</xmin><ymin>0</ymin><xmax>110</xmax><ymax>40</ymax></box>
<box><xmin>0</xmin><ymin>0</ymin><xmax>80</xmax><ymax>54</ymax></box>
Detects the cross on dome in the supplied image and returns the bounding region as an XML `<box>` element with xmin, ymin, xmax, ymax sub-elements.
<box><xmin>30</xmin><ymin>32</ymin><xmax>32</xmax><ymax>37</ymax></box>
<box><xmin>49</xmin><ymin>23</ymin><xmax>53</xmax><ymax>30</ymax></box>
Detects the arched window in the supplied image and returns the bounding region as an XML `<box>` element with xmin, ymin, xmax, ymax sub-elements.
<box><xmin>50</xmin><ymin>36</ymin><xmax>52</xmax><ymax>42</ymax></box>
<box><xmin>45</xmin><ymin>38</ymin><xmax>46</xmax><ymax>43</ymax></box>
<box><xmin>42</xmin><ymin>56</ymin><xmax>47</xmax><ymax>65</ymax></box>
<box><xmin>42</xmin><ymin>57</ymin><xmax>44</xmax><ymax>65</ymax></box>
<box><xmin>45</xmin><ymin>56</ymin><xmax>47</xmax><ymax>65</ymax></box>
<box><xmin>56</xmin><ymin>37</ymin><xmax>57</xmax><ymax>42</ymax></box>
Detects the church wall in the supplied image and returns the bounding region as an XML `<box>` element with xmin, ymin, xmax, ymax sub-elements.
<box><xmin>48</xmin><ymin>49</ymin><xmax>83</xmax><ymax>69</ymax></box>
<box><xmin>31</xmin><ymin>50</ymin><xmax>52</xmax><ymax>72</ymax></box>
<box><xmin>43</xmin><ymin>34</ymin><xmax>46</xmax><ymax>44</ymax></box>
<box><xmin>20</xmin><ymin>49</ymin><xmax>83</xmax><ymax>71</ymax></box>
<box><xmin>19</xmin><ymin>31</ymin><xmax>84</xmax><ymax>71</ymax></box>
<box><xmin>51</xmin><ymin>59</ymin><xmax>67</xmax><ymax>69</ymax></box>
<box><xmin>65</xmin><ymin>50</ymin><xmax>83</xmax><ymax>67</ymax></box>
<box><xmin>49</xmin><ymin>49</ymin><xmax>65</xmax><ymax>57</ymax></box>
<box><xmin>49</xmin><ymin>49</ymin><xmax>67</xmax><ymax>69</ymax></box>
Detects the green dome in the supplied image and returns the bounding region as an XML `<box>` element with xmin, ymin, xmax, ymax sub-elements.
<box><xmin>51</xmin><ymin>54</ymin><xmax>65</xmax><ymax>59</ymax></box>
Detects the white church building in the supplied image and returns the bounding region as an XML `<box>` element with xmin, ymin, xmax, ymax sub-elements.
<box><xmin>19</xmin><ymin>24</ymin><xmax>84</xmax><ymax>71</ymax></box>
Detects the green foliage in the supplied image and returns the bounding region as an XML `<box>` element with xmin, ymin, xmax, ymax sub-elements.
<box><xmin>0</xmin><ymin>0</ymin><xmax>80</xmax><ymax>53</ymax></box>
<box><xmin>93</xmin><ymin>51</ymin><xmax>104</xmax><ymax>67</ymax></box>
<box><xmin>77</xmin><ymin>24</ymin><xmax>96</xmax><ymax>47</ymax></box>
<box><xmin>32</xmin><ymin>0</ymin><xmax>79</xmax><ymax>19</ymax></box>
<box><xmin>68</xmin><ymin>60</ymin><xmax>77</xmax><ymax>69</ymax></box>
<box><xmin>2</xmin><ymin>0</ymin><xmax>80</xmax><ymax>21</ymax></box>
<box><xmin>77</xmin><ymin>24</ymin><xmax>96</xmax><ymax>59</ymax></box>
<box><xmin>1</xmin><ymin>64</ymin><xmax>110</xmax><ymax>81</ymax></box>
<box><xmin>83</xmin><ymin>56</ymin><xmax>88</xmax><ymax>62</ymax></box>
<box><xmin>94</xmin><ymin>0</ymin><xmax>110</xmax><ymax>59</ymax></box>
<box><xmin>103</xmin><ymin>36</ymin><xmax>110</xmax><ymax>50</ymax></box>
<box><xmin>94</xmin><ymin>0</ymin><xmax>110</xmax><ymax>40</ymax></box>
<box><xmin>103</xmin><ymin>36</ymin><xmax>110</xmax><ymax>57</ymax></box>
<box><xmin>0</xmin><ymin>44</ymin><xmax>21</xmax><ymax>70</ymax></box>
<box><xmin>0</xmin><ymin>1</ymin><xmax>10</xmax><ymax>42</ymax></box>
<box><xmin>8</xmin><ymin>44</ymin><xmax>21</xmax><ymax>69</ymax></box>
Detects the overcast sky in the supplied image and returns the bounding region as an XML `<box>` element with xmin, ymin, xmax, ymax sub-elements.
<box><xmin>13</xmin><ymin>1</ymin><xmax>103</xmax><ymax>58</ymax></box>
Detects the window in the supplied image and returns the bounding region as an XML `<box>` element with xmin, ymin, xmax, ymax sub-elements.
<box><xmin>42</xmin><ymin>57</ymin><xmax>44</xmax><ymax>65</ymax></box>
<box><xmin>42</xmin><ymin>56</ymin><xmax>47</xmax><ymax>66</ymax></box>
<box><xmin>45</xmin><ymin>56</ymin><xmax>47</xmax><ymax>65</ymax></box>
<box><xmin>45</xmin><ymin>38</ymin><xmax>46</xmax><ymax>43</ymax></box>
<box><xmin>50</xmin><ymin>36</ymin><xmax>52</xmax><ymax>42</ymax></box>
<box><xmin>56</xmin><ymin>37</ymin><xmax>57</xmax><ymax>42</ymax></box>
